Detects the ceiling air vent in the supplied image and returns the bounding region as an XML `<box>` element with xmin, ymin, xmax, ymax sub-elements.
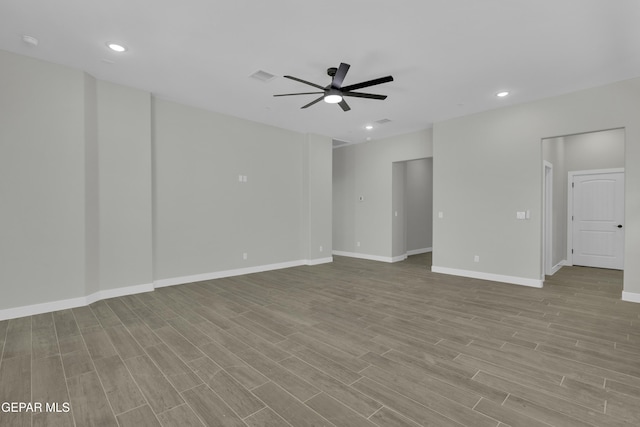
<box><xmin>249</xmin><ymin>70</ymin><xmax>276</xmax><ymax>83</ymax></box>
<box><xmin>375</xmin><ymin>118</ymin><xmax>392</xmax><ymax>125</ymax></box>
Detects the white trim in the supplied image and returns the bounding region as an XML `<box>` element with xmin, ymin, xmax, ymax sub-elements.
<box><xmin>88</xmin><ymin>283</ymin><xmax>155</xmax><ymax>304</ymax></box>
<box><xmin>0</xmin><ymin>257</ymin><xmax>336</xmax><ymax>321</ymax></box>
<box><xmin>407</xmin><ymin>247</ymin><xmax>432</xmax><ymax>256</ymax></box>
<box><xmin>332</xmin><ymin>250</ymin><xmax>395</xmax><ymax>263</ymax></box>
<box><xmin>622</xmin><ymin>292</ymin><xmax>640</xmax><ymax>304</ymax></box>
<box><xmin>333</xmin><ymin>250</ymin><xmax>431</xmax><ymax>263</ymax></box>
<box><xmin>543</xmin><ymin>161</ymin><xmax>553</xmax><ymax>277</ymax></box>
<box><xmin>431</xmin><ymin>266</ymin><xmax>543</xmax><ymax>288</ymax></box>
<box><xmin>0</xmin><ymin>282</ymin><xmax>154</xmax><ymax>321</ymax></box>
<box><xmin>0</xmin><ymin>256</ymin><xmax>337</xmax><ymax>321</ymax></box>
<box><xmin>307</xmin><ymin>257</ymin><xmax>333</xmax><ymax>266</ymax></box>
<box><xmin>547</xmin><ymin>261</ymin><xmax>566</xmax><ymax>276</ymax></box>
<box><xmin>154</xmin><ymin>259</ymin><xmax>310</xmax><ymax>288</ymax></box>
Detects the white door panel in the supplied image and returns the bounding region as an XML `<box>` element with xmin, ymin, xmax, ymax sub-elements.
<box><xmin>572</xmin><ymin>172</ymin><xmax>624</xmax><ymax>269</ymax></box>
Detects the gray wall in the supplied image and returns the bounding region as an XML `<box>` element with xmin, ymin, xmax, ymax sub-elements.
<box><xmin>303</xmin><ymin>134</ymin><xmax>333</xmax><ymax>262</ymax></box>
<box><xmin>543</xmin><ymin>129</ymin><xmax>625</xmax><ymax>269</ymax></box>
<box><xmin>1</xmin><ymin>51</ymin><xmax>87</xmax><ymax>308</ymax></box>
<box><xmin>153</xmin><ymin>98</ymin><xmax>330</xmax><ymax>281</ymax></box>
<box><xmin>332</xmin><ymin>130</ymin><xmax>433</xmax><ymax>260</ymax></box>
<box><xmin>0</xmin><ymin>49</ymin><xmax>332</xmax><ymax>315</ymax></box>
<box><xmin>433</xmin><ymin>77</ymin><xmax>640</xmax><ymax>297</ymax></box>
<box><xmin>97</xmin><ymin>80</ymin><xmax>153</xmax><ymax>291</ymax></box>
<box><xmin>391</xmin><ymin>162</ymin><xmax>407</xmax><ymax>259</ymax></box>
<box><xmin>564</xmin><ymin>128</ymin><xmax>625</xmax><ymax>172</ymax></box>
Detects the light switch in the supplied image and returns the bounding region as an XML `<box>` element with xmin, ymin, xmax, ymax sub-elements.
<box><xmin>438</xmin><ymin>211</ymin><xmax>443</xmax><ymax>219</ymax></box>
<box><xmin>516</xmin><ymin>211</ymin><xmax>526</xmax><ymax>220</ymax></box>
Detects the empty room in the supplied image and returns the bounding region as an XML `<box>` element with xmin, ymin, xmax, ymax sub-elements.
<box><xmin>1</xmin><ymin>1</ymin><xmax>640</xmax><ymax>426</ymax></box>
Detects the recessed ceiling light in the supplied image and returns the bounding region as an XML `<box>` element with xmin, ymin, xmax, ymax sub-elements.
<box><xmin>106</xmin><ymin>42</ymin><xmax>127</xmax><ymax>52</ymax></box>
<box><xmin>496</xmin><ymin>91</ymin><xmax>510</xmax><ymax>98</ymax></box>
<box><xmin>365</xmin><ymin>125</ymin><xmax>373</xmax><ymax>130</ymax></box>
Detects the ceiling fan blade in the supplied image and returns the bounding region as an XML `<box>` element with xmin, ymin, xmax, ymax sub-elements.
<box><xmin>338</xmin><ymin>99</ymin><xmax>351</xmax><ymax>112</ymax></box>
<box><xmin>342</xmin><ymin>92</ymin><xmax>387</xmax><ymax>100</ymax></box>
<box><xmin>331</xmin><ymin>63</ymin><xmax>350</xmax><ymax>88</ymax></box>
<box><xmin>301</xmin><ymin>96</ymin><xmax>325</xmax><ymax>109</ymax></box>
<box><xmin>340</xmin><ymin>75</ymin><xmax>394</xmax><ymax>92</ymax></box>
<box><xmin>273</xmin><ymin>91</ymin><xmax>324</xmax><ymax>97</ymax></box>
<box><xmin>284</xmin><ymin>75</ymin><xmax>325</xmax><ymax>90</ymax></box>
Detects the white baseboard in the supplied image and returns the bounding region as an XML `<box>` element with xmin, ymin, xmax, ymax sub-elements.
<box><xmin>0</xmin><ymin>282</ymin><xmax>154</xmax><ymax>321</ymax></box>
<box><xmin>154</xmin><ymin>258</ymin><xmax>330</xmax><ymax>288</ymax></box>
<box><xmin>307</xmin><ymin>257</ymin><xmax>333</xmax><ymax>266</ymax></box>
<box><xmin>622</xmin><ymin>291</ymin><xmax>640</xmax><ymax>304</ymax></box>
<box><xmin>431</xmin><ymin>265</ymin><xmax>543</xmax><ymax>288</ymax></box>
<box><xmin>332</xmin><ymin>250</ymin><xmax>396</xmax><ymax>263</ymax></box>
<box><xmin>89</xmin><ymin>283</ymin><xmax>155</xmax><ymax>303</ymax></box>
<box><xmin>334</xmin><ymin>249</ymin><xmax>431</xmax><ymax>263</ymax></box>
<box><xmin>407</xmin><ymin>247</ymin><xmax>432</xmax><ymax>256</ymax></box>
<box><xmin>0</xmin><ymin>256</ymin><xmax>336</xmax><ymax>321</ymax></box>
<box><xmin>547</xmin><ymin>260</ymin><xmax>566</xmax><ymax>276</ymax></box>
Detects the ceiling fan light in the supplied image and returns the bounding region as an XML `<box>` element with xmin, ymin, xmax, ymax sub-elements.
<box><xmin>324</xmin><ymin>94</ymin><xmax>342</xmax><ymax>104</ymax></box>
<box><xmin>107</xmin><ymin>42</ymin><xmax>127</xmax><ymax>52</ymax></box>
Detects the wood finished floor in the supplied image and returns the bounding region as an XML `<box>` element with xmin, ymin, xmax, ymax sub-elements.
<box><xmin>1</xmin><ymin>253</ymin><xmax>639</xmax><ymax>427</ymax></box>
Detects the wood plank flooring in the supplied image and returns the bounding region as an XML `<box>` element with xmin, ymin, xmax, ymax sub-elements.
<box><xmin>1</xmin><ymin>253</ymin><xmax>639</xmax><ymax>426</ymax></box>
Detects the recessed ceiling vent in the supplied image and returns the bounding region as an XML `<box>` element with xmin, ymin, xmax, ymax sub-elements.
<box><xmin>250</xmin><ymin>70</ymin><xmax>276</xmax><ymax>83</ymax></box>
<box><xmin>375</xmin><ymin>118</ymin><xmax>392</xmax><ymax>125</ymax></box>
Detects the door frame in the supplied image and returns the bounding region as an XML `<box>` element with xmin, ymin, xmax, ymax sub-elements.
<box><xmin>542</xmin><ymin>161</ymin><xmax>553</xmax><ymax>276</ymax></box>
<box><xmin>566</xmin><ymin>167</ymin><xmax>625</xmax><ymax>266</ymax></box>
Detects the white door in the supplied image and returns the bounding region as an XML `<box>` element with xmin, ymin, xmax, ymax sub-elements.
<box><xmin>572</xmin><ymin>172</ymin><xmax>624</xmax><ymax>269</ymax></box>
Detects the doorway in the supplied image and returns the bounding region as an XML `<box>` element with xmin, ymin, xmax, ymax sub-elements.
<box><xmin>568</xmin><ymin>169</ymin><xmax>625</xmax><ymax>269</ymax></box>
<box><xmin>541</xmin><ymin>128</ymin><xmax>625</xmax><ymax>276</ymax></box>
<box><xmin>391</xmin><ymin>158</ymin><xmax>433</xmax><ymax>262</ymax></box>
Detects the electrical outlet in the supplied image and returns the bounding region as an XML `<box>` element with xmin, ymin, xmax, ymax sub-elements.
<box><xmin>474</xmin><ymin>255</ymin><xmax>480</xmax><ymax>262</ymax></box>
<box><xmin>319</xmin><ymin>246</ymin><xmax>323</xmax><ymax>252</ymax></box>
<box><xmin>357</xmin><ymin>241</ymin><xmax>361</xmax><ymax>247</ymax></box>
<box><xmin>243</xmin><ymin>252</ymin><xmax>247</xmax><ymax>260</ymax></box>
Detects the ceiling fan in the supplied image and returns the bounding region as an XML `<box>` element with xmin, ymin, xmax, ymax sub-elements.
<box><xmin>274</xmin><ymin>63</ymin><xmax>393</xmax><ymax>112</ymax></box>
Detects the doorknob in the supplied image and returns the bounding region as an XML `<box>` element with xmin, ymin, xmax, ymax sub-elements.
<box><xmin>617</xmin><ymin>224</ymin><xmax>623</xmax><ymax>228</ymax></box>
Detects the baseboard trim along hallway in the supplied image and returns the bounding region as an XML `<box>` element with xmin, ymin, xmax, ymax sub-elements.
<box><xmin>0</xmin><ymin>258</ymin><xmax>333</xmax><ymax>321</ymax></box>
<box><xmin>431</xmin><ymin>265</ymin><xmax>544</xmax><ymax>288</ymax></box>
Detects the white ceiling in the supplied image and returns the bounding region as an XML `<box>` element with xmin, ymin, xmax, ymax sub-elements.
<box><xmin>2</xmin><ymin>0</ymin><xmax>639</xmax><ymax>144</ymax></box>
